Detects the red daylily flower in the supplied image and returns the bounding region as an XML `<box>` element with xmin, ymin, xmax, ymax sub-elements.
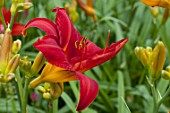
<box><xmin>0</xmin><ymin>7</ymin><xmax>24</xmax><ymax>35</ymax></box>
<box><xmin>23</xmin><ymin>7</ymin><xmax>128</xmax><ymax>111</ymax></box>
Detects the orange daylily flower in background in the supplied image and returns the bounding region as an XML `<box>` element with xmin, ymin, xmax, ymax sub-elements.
<box><xmin>141</xmin><ymin>0</ymin><xmax>170</xmax><ymax>9</ymax></box>
<box><xmin>76</xmin><ymin>0</ymin><xmax>97</xmax><ymax>21</ymax></box>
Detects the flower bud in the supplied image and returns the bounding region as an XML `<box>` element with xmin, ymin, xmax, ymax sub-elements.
<box><xmin>17</xmin><ymin>2</ymin><xmax>33</xmax><ymax>12</ymax></box>
<box><xmin>5</xmin><ymin>54</ymin><xmax>20</xmax><ymax>75</ymax></box>
<box><xmin>50</xmin><ymin>82</ymin><xmax>64</xmax><ymax>99</ymax></box>
<box><xmin>38</xmin><ymin>86</ymin><xmax>46</xmax><ymax>93</ymax></box>
<box><xmin>150</xmin><ymin>41</ymin><xmax>166</xmax><ymax>80</ymax></box>
<box><xmin>0</xmin><ymin>73</ymin><xmax>15</xmax><ymax>83</ymax></box>
<box><xmin>162</xmin><ymin>70</ymin><xmax>170</xmax><ymax>80</ymax></box>
<box><xmin>12</xmin><ymin>39</ymin><xmax>22</xmax><ymax>54</ymax></box>
<box><xmin>135</xmin><ymin>47</ymin><xmax>151</xmax><ymax>68</ymax></box>
<box><xmin>20</xmin><ymin>56</ymin><xmax>31</xmax><ymax>71</ymax></box>
<box><xmin>150</xmin><ymin>6</ymin><xmax>159</xmax><ymax>17</ymax></box>
<box><xmin>166</xmin><ymin>65</ymin><xmax>170</xmax><ymax>72</ymax></box>
<box><xmin>43</xmin><ymin>92</ymin><xmax>51</xmax><ymax>100</ymax></box>
<box><xmin>31</xmin><ymin>52</ymin><xmax>45</xmax><ymax>75</ymax></box>
<box><xmin>0</xmin><ymin>28</ymin><xmax>12</xmax><ymax>72</ymax></box>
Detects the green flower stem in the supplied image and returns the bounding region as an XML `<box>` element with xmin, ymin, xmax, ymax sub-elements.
<box><xmin>0</xmin><ymin>9</ymin><xmax>6</xmax><ymax>29</ymax></box>
<box><xmin>151</xmin><ymin>80</ymin><xmax>158</xmax><ymax>113</ymax></box>
<box><xmin>22</xmin><ymin>78</ymin><xmax>30</xmax><ymax>113</ymax></box>
<box><xmin>15</xmin><ymin>68</ymin><xmax>23</xmax><ymax>108</ymax></box>
<box><xmin>11</xmin><ymin>96</ymin><xmax>18</xmax><ymax>113</ymax></box>
<box><xmin>9</xmin><ymin>12</ymin><xmax>17</xmax><ymax>29</ymax></box>
<box><xmin>155</xmin><ymin>81</ymin><xmax>170</xmax><ymax>112</ymax></box>
<box><xmin>53</xmin><ymin>99</ymin><xmax>58</xmax><ymax>113</ymax></box>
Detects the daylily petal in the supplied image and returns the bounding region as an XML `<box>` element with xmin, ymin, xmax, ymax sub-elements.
<box><xmin>33</xmin><ymin>35</ymin><xmax>70</xmax><ymax>69</ymax></box>
<box><xmin>1</xmin><ymin>7</ymin><xmax>11</xmax><ymax>24</ymax></box>
<box><xmin>52</xmin><ymin>7</ymin><xmax>72</xmax><ymax>50</ymax></box>
<box><xmin>12</xmin><ymin>23</ymin><xmax>24</xmax><ymax>36</ymax></box>
<box><xmin>22</xmin><ymin>18</ymin><xmax>57</xmax><ymax>37</ymax></box>
<box><xmin>72</xmin><ymin>38</ymin><xmax>128</xmax><ymax>72</ymax></box>
<box><xmin>30</xmin><ymin>69</ymin><xmax>78</xmax><ymax>88</ymax></box>
<box><xmin>75</xmin><ymin>71</ymin><xmax>98</xmax><ymax>111</ymax></box>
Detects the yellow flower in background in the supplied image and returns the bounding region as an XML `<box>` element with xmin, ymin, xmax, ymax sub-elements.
<box><xmin>141</xmin><ymin>0</ymin><xmax>170</xmax><ymax>9</ymax></box>
<box><xmin>76</xmin><ymin>0</ymin><xmax>97</xmax><ymax>21</ymax></box>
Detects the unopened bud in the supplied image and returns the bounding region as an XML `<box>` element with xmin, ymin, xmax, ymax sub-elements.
<box><xmin>31</xmin><ymin>52</ymin><xmax>45</xmax><ymax>75</ymax></box>
<box><xmin>162</xmin><ymin>70</ymin><xmax>170</xmax><ymax>80</ymax></box>
<box><xmin>150</xmin><ymin>6</ymin><xmax>159</xmax><ymax>17</ymax></box>
<box><xmin>38</xmin><ymin>86</ymin><xmax>46</xmax><ymax>93</ymax></box>
<box><xmin>166</xmin><ymin>66</ymin><xmax>170</xmax><ymax>72</ymax></box>
<box><xmin>17</xmin><ymin>2</ymin><xmax>33</xmax><ymax>12</ymax></box>
<box><xmin>150</xmin><ymin>41</ymin><xmax>166</xmax><ymax>80</ymax></box>
<box><xmin>0</xmin><ymin>28</ymin><xmax>12</xmax><ymax>71</ymax></box>
<box><xmin>43</xmin><ymin>92</ymin><xmax>51</xmax><ymax>100</ymax></box>
<box><xmin>5</xmin><ymin>54</ymin><xmax>20</xmax><ymax>74</ymax></box>
<box><xmin>20</xmin><ymin>56</ymin><xmax>31</xmax><ymax>71</ymax></box>
<box><xmin>12</xmin><ymin>39</ymin><xmax>22</xmax><ymax>54</ymax></box>
<box><xmin>135</xmin><ymin>47</ymin><xmax>151</xmax><ymax>68</ymax></box>
<box><xmin>0</xmin><ymin>73</ymin><xmax>15</xmax><ymax>83</ymax></box>
<box><xmin>50</xmin><ymin>82</ymin><xmax>64</xmax><ymax>99</ymax></box>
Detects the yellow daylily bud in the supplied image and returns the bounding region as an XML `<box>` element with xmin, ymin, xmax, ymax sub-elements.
<box><xmin>44</xmin><ymin>82</ymin><xmax>50</xmax><ymax>90</ymax></box>
<box><xmin>38</xmin><ymin>86</ymin><xmax>46</xmax><ymax>93</ymax></box>
<box><xmin>135</xmin><ymin>47</ymin><xmax>151</xmax><ymax>68</ymax></box>
<box><xmin>150</xmin><ymin>41</ymin><xmax>166</xmax><ymax>80</ymax></box>
<box><xmin>50</xmin><ymin>82</ymin><xmax>64</xmax><ymax>99</ymax></box>
<box><xmin>17</xmin><ymin>2</ymin><xmax>33</xmax><ymax>12</ymax></box>
<box><xmin>43</xmin><ymin>92</ymin><xmax>51</xmax><ymax>100</ymax></box>
<box><xmin>20</xmin><ymin>56</ymin><xmax>31</xmax><ymax>71</ymax></box>
<box><xmin>150</xmin><ymin>6</ymin><xmax>159</xmax><ymax>17</ymax></box>
<box><xmin>162</xmin><ymin>70</ymin><xmax>170</xmax><ymax>80</ymax></box>
<box><xmin>5</xmin><ymin>54</ymin><xmax>20</xmax><ymax>75</ymax></box>
<box><xmin>141</xmin><ymin>0</ymin><xmax>170</xmax><ymax>9</ymax></box>
<box><xmin>12</xmin><ymin>39</ymin><xmax>22</xmax><ymax>54</ymax></box>
<box><xmin>0</xmin><ymin>73</ymin><xmax>15</xmax><ymax>83</ymax></box>
<box><xmin>0</xmin><ymin>29</ymin><xmax>12</xmax><ymax>71</ymax></box>
<box><xmin>31</xmin><ymin>52</ymin><xmax>45</xmax><ymax>75</ymax></box>
<box><xmin>166</xmin><ymin>65</ymin><xmax>170</xmax><ymax>72</ymax></box>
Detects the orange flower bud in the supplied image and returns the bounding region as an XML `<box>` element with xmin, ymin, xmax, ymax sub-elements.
<box><xmin>0</xmin><ymin>28</ymin><xmax>12</xmax><ymax>72</ymax></box>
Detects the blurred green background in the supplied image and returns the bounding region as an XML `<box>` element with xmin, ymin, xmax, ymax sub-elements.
<box><xmin>1</xmin><ymin>0</ymin><xmax>170</xmax><ymax>113</ymax></box>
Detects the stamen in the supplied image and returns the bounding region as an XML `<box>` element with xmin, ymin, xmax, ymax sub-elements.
<box><xmin>75</xmin><ymin>40</ymin><xmax>78</xmax><ymax>48</ymax></box>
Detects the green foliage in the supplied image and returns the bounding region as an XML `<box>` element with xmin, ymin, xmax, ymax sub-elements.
<box><xmin>2</xmin><ymin>0</ymin><xmax>170</xmax><ymax>113</ymax></box>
